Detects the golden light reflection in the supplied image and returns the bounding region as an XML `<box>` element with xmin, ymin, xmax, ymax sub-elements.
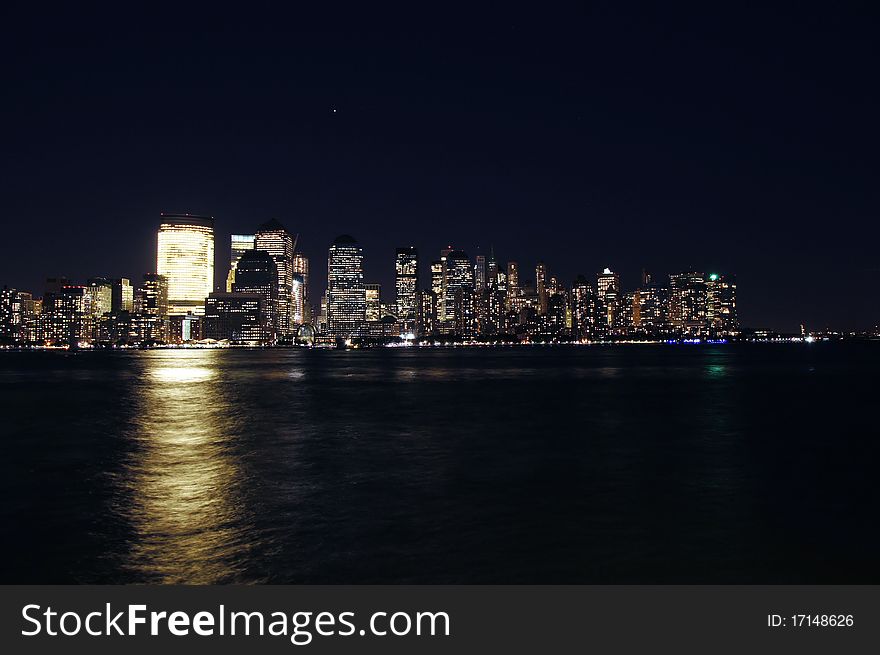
<box><xmin>120</xmin><ymin>350</ymin><xmax>256</xmax><ymax>583</ymax></box>
<box><xmin>148</xmin><ymin>366</ymin><xmax>215</xmax><ymax>383</ymax></box>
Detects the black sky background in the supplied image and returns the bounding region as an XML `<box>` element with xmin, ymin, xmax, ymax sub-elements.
<box><xmin>1</xmin><ymin>3</ymin><xmax>878</xmax><ymax>330</ymax></box>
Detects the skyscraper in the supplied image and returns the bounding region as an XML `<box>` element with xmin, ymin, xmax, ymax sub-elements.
<box><xmin>226</xmin><ymin>234</ymin><xmax>256</xmax><ymax>292</ymax></box>
<box><xmin>444</xmin><ymin>250</ymin><xmax>474</xmax><ymax>336</ymax></box>
<box><xmin>395</xmin><ymin>246</ymin><xmax>419</xmax><ymax>335</ymax></box>
<box><xmin>487</xmin><ymin>248</ymin><xmax>499</xmax><ymax>290</ymax></box>
<box><xmin>416</xmin><ymin>289</ymin><xmax>437</xmax><ymax>337</ymax></box>
<box><xmin>292</xmin><ymin>252</ymin><xmax>310</xmax><ymax>324</ymax></box>
<box><xmin>474</xmin><ymin>254</ymin><xmax>487</xmax><ymax>292</ymax></box>
<box><xmin>536</xmin><ymin>262</ymin><xmax>548</xmax><ymax>314</ymax></box>
<box><xmin>327</xmin><ymin>235</ymin><xmax>365</xmax><ymax>340</ymax></box>
<box><xmin>56</xmin><ymin>286</ymin><xmax>94</xmax><ymax>345</ymax></box>
<box><xmin>255</xmin><ymin>219</ymin><xmax>296</xmax><ymax>335</ymax></box>
<box><xmin>87</xmin><ymin>278</ymin><xmax>113</xmax><ymax>318</ymax></box>
<box><xmin>707</xmin><ymin>273</ymin><xmax>738</xmax><ymax>336</ymax></box>
<box><xmin>669</xmin><ymin>271</ymin><xmax>708</xmax><ymax>336</ymax></box>
<box><xmin>506</xmin><ymin>261</ymin><xmax>520</xmax><ymax>311</ymax></box>
<box><xmin>0</xmin><ymin>287</ymin><xmax>26</xmax><ymax>343</ymax></box>
<box><xmin>596</xmin><ymin>267</ymin><xmax>620</xmax><ymax>302</ymax></box>
<box><xmin>204</xmin><ymin>293</ymin><xmax>269</xmax><ymax>345</ymax></box>
<box><xmin>111</xmin><ymin>278</ymin><xmax>133</xmax><ymax>313</ymax></box>
<box><xmin>365</xmin><ymin>283</ymin><xmax>382</xmax><ymax>322</ymax></box>
<box><xmin>233</xmin><ymin>249</ymin><xmax>280</xmax><ymax>340</ymax></box>
<box><xmin>156</xmin><ymin>213</ymin><xmax>215</xmax><ymax>316</ymax></box>
<box><xmin>137</xmin><ymin>273</ymin><xmax>169</xmax><ymax>341</ymax></box>
<box><xmin>571</xmin><ymin>275</ymin><xmax>593</xmax><ymax>341</ymax></box>
<box><xmin>430</xmin><ymin>259</ymin><xmax>445</xmax><ymax>326</ymax></box>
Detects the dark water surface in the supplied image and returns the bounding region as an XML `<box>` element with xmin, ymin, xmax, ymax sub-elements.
<box><xmin>1</xmin><ymin>344</ymin><xmax>877</xmax><ymax>583</ymax></box>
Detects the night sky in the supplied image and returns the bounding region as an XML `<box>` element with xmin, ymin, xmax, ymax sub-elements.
<box><xmin>2</xmin><ymin>4</ymin><xmax>878</xmax><ymax>330</ymax></box>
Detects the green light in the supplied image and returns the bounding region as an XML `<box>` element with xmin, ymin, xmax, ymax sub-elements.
<box><xmin>709</xmin><ymin>273</ymin><xmax>719</xmax><ymax>281</ymax></box>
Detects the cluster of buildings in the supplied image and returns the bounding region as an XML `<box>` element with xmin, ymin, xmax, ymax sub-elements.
<box><xmin>315</xmin><ymin>239</ymin><xmax>738</xmax><ymax>345</ymax></box>
<box><xmin>0</xmin><ymin>214</ymin><xmax>739</xmax><ymax>348</ymax></box>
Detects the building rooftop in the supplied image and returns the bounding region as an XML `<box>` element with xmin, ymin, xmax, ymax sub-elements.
<box><xmin>257</xmin><ymin>218</ymin><xmax>288</xmax><ymax>233</ymax></box>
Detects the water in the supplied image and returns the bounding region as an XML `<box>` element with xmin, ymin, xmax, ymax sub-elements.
<box><xmin>1</xmin><ymin>344</ymin><xmax>877</xmax><ymax>583</ymax></box>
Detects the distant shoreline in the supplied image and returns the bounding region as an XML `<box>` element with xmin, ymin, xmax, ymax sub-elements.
<box><xmin>2</xmin><ymin>337</ymin><xmax>877</xmax><ymax>353</ymax></box>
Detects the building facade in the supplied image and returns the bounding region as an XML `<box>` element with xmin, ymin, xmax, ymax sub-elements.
<box><xmin>157</xmin><ymin>213</ymin><xmax>215</xmax><ymax>316</ymax></box>
<box><xmin>327</xmin><ymin>235</ymin><xmax>366</xmax><ymax>340</ymax></box>
<box><xmin>255</xmin><ymin>219</ymin><xmax>296</xmax><ymax>335</ymax></box>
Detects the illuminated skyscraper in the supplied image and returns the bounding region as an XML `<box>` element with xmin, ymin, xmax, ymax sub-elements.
<box><xmin>707</xmin><ymin>273</ymin><xmax>738</xmax><ymax>336</ymax></box>
<box><xmin>487</xmin><ymin>248</ymin><xmax>499</xmax><ymax>290</ymax></box>
<box><xmin>293</xmin><ymin>252</ymin><xmax>310</xmax><ymax>324</ymax></box>
<box><xmin>571</xmin><ymin>275</ymin><xmax>594</xmax><ymax>341</ymax></box>
<box><xmin>87</xmin><ymin>278</ymin><xmax>113</xmax><ymax>318</ymax></box>
<box><xmin>365</xmin><ymin>283</ymin><xmax>382</xmax><ymax>322</ymax></box>
<box><xmin>416</xmin><ymin>289</ymin><xmax>437</xmax><ymax>337</ymax></box>
<box><xmin>0</xmin><ymin>286</ymin><xmax>27</xmax><ymax>343</ymax></box>
<box><xmin>395</xmin><ymin>246</ymin><xmax>419</xmax><ymax>334</ymax></box>
<box><xmin>255</xmin><ymin>219</ymin><xmax>296</xmax><ymax>335</ymax></box>
<box><xmin>136</xmin><ymin>273</ymin><xmax>169</xmax><ymax>341</ymax></box>
<box><xmin>444</xmin><ymin>250</ymin><xmax>475</xmax><ymax>336</ymax></box>
<box><xmin>204</xmin><ymin>293</ymin><xmax>269</xmax><ymax>344</ymax></box>
<box><xmin>536</xmin><ymin>262</ymin><xmax>548</xmax><ymax>313</ymax></box>
<box><xmin>669</xmin><ymin>271</ymin><xmax>708</xmax><ymax>336</ymax></box>
<box><xmin>56</xmin><ymin>286</ymin><xmax>94</xmax><ymax>344</ymax></box>
<box><xmin>233</xmin><ymin>250</ymin><xmax>279</xmax><ymax>340</ymax></box>
<box><xmin>111</xmin><ymin>278</ymin><xmax>133</xmax><ymax>313</ymax></box>
<box><xmin>430</xmin><ymin>259</ymin><xmax>445</xmax><ymax>325</ymax></box>
<box><xmin>226</xmin><ymin>234</ymin><xmax>255</xmax><ymax>291</ymax></box>
<box><xmin>474</xmin><ymin>254</ymin><xmax>487</xmax><ymax>292</ymax></box>
<box><xmin>596</xmin><ymin>268</ymin><xmax>619</xmax><ymax>302</ymax></box>
<box><xmin>506</xmin><ymin>261</ymin><xmax>521</xmax><ymax>311</ymax></box>
<box><xmin>327</xmin><ymin>234</ymin><xmax>365</xmax><ymax>340</ymax></box>
<box><xmin>156</xmin><ymin>213</ymin><xmax>215</xmax><ymax>316</ymax></box>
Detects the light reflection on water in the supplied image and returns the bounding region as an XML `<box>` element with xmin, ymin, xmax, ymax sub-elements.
<box><xmin>117</xmin><ymin>350</ymin><xmax>259</xmax><ymax>583</ymax></box>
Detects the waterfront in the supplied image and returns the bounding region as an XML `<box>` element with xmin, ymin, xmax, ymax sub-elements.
<box><xmin>1</xmin><ymin>344</ymin><xmax>877</xmax><ymax>583</ymax></box>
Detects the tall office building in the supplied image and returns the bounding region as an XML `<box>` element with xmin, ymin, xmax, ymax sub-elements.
<box><xmin>233</xmin><ymin>250</ymin><xmax>279</xmax><ymax>340</ymax></box>
<box><xmin>536</xmin><ymin>262</ymin><xmax>548</xmax><ymax>313</ymax></box>
<box><xmin>156</xmin><ymin>213</ymin><xmax>215</xmax><ymax>316</ymax></box>
<box><xmin>0</xmin><ymin>287</ymin><xmax>26</xmax><ymax>343</ymax></box>
<box><xmin>596</xmin><ymin>268</ymin><xmax>620</xmax><ymax>301</ymax></box>
<box><xmin>416</xmin><ymin>289</ymin><xmax>437</xmax><ymax>337</ymax></box>
<box><xmin>444</xmin><ymin>250</ymin><xmax>474</xmax><ymax>335</ymax></box>
<box><xmin>204</xmin><ymin>293</ymin><xmax>270</xmax><ymax>345</ymax></box>
<box><xmin>707</xmin><ymin>273</ymin><xmax>738</xmax><ymax>336</ymax></box>
<box><xmin>317</xmin><ymin>291</ymin><xmax>329</xmax><ymax>334</ymax></box>
<box><xmin>487</xmin><ymin>248</ymin><xmax>499</xmax><ymax>290</ymax></box>
<box><xmin>395</xmin><ymin>246</ymin><xmax>419</xmax><ymax>335</ymax></box>
<box><xmin>474</xmin><ymin>254</ymin><xmax>487</xmax><ymax>292</ymax></box>
<box><xmin>632</xmin><ymin>286</ymin><xmax>669</xmax><ymax>337</ymax></box>
<box><xmin>111</xmin><ymin>278</ymin><xmax>133</xmax><ymax>313</ymax></box>
<box><xmin>255</xmin><ymin>219</ymin><xmax>296</xmax><ymax>335</ymax></box>
<box><xmin>139</xmin><ymin>273</ymin><xmax>169</xmax><ymax>318</ymax></box>
<box><xmin>327</xmin><ymin>235</ymin><xmax>366</xmax><ymax>340</ymax></box>
<box><xmin>293</xmin><ymin>252</ymin><xmax>310</xmax><ymax>324</ymax></box>
<box><xmin>136</xmin><ymin>273</ymin><xmax>169</xmax><ymax>341</ymax></box>
<box><xmin>365</xmin><ymin>283</ymin><xmax>382</xmax><ymax>322</ymax></box>
<box><xmin>430</xmin><ymin>259</ymin><xmax>446</xmax><ymax>324</ymax></box>
<box><xmin>669</xmin><ymin>271</ymin><xmax>708</xmax><ymax>336</ymax></box>
<box><xmin>56</xmin><ymin>286</ymin><xmax>94</xmax><ymax>344</ymax></box>
<box><xmin>87</xmin><ymin>278</ymin><xmax>113</xmax><ymax>318</ymax></box>
<box><xmin>506</xmin><ymin>261</ymin><xmax>521</xmax><ymax>311</ymax></box>
<box><xmin>226</xmin><ymin>234</ymin><xmax>256</xmax><ymax>292</ymax></box>
<box><xmin>571</xmin><ymin>275</ymin><xmax>594</xmax><ymax>341</ymax></box>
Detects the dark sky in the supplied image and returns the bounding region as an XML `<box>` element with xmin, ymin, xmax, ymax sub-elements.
<box><xmin>2</xmin><ymin>4</ymin><xmax>878</xmax><ymax>330</ymax></box>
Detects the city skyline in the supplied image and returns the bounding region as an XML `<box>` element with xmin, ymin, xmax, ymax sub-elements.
<box><xmin>4</xmin><ymin>211</ymin><xmax>877</xmax><ymax>333</ymax></box>
<box><xmin>3</xmin><ymin>6</ymin><xmax>880</xmax><ymax>332</ymax></box>
<box><xmin>2</xmin><ymin>213</ymin><xmax>879</xmax><ymax>343</ymax></box>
